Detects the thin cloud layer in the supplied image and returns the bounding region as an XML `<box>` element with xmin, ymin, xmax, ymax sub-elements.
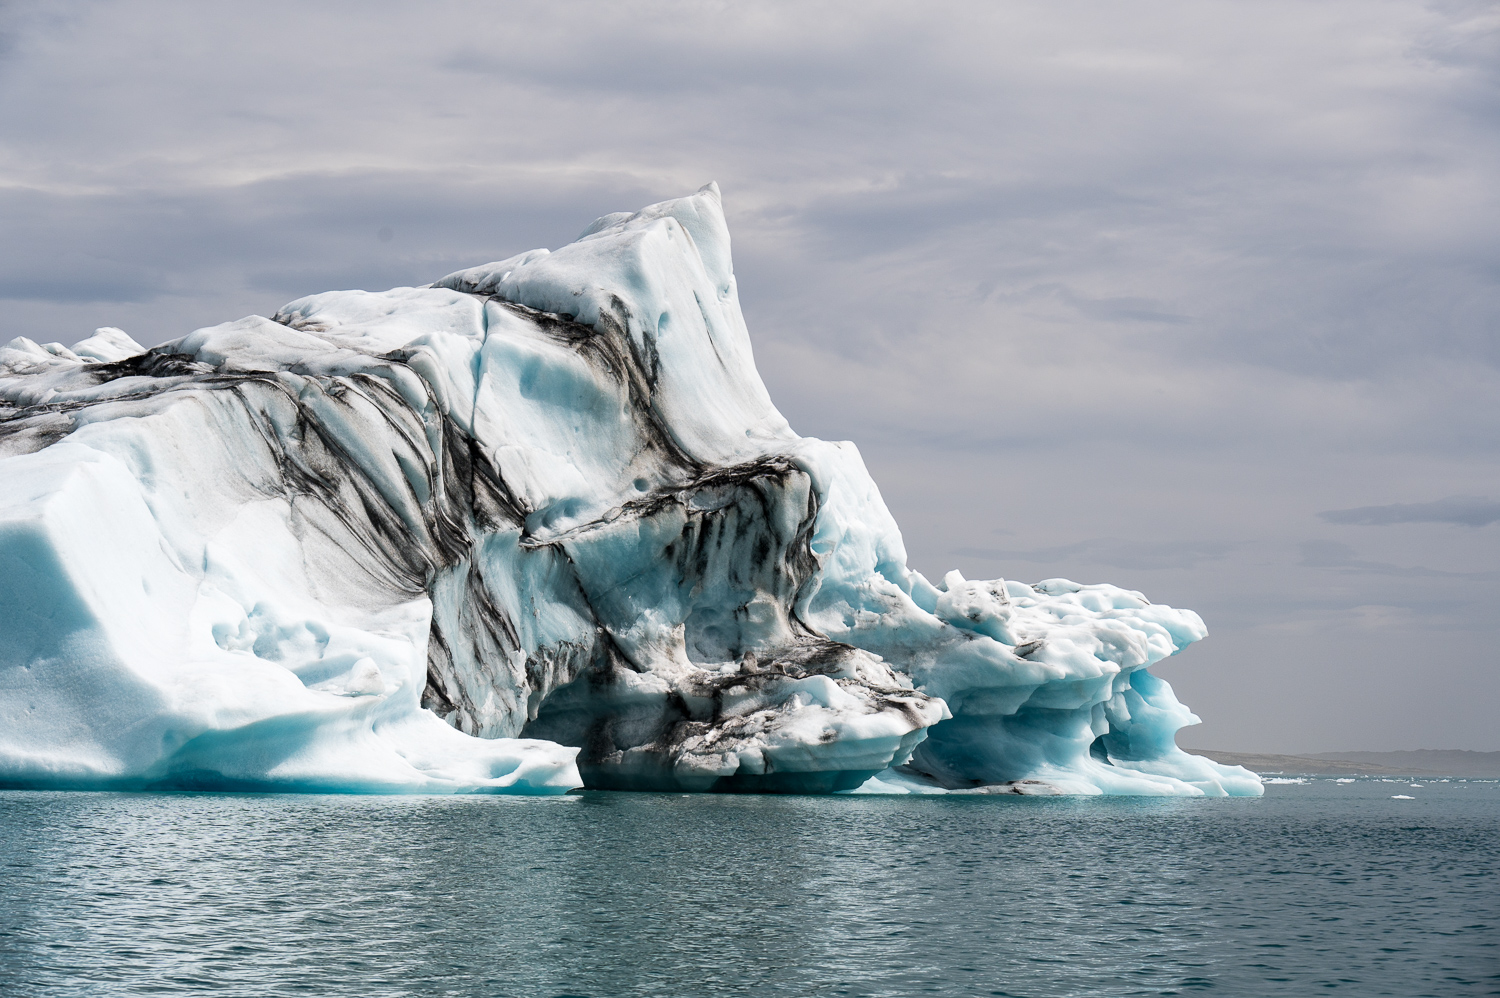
<box><xmin>1298</xmin><ymin>539</ymin><xmax>1492</xmax><ymax>577</ymax></box>
<box><xmin>1319</xmin><ymin>496</ymin><xmax>1500</xmax><ymax>528</ymax></box>
<box><xmin>958</xmin><ymin>539</ymin><xmax>1235</xmax><ymax>573</ymax></box>
<box><xmin>1</xmin><ymin>0</ymin><xmax>1497</xmax><ymax>751</ymax></box>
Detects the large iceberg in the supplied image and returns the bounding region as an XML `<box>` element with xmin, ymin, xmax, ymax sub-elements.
<box><xmin>0</xmin><ymin>185</ymin><xmax>1260</xmax><ymax>797</ymax></box>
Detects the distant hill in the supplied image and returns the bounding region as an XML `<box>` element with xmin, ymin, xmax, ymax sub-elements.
<box><xmin>1192</xmin><ymin>749</ymin><xmax>1500</xmax><ymax>777</ymax></box>
<box><xmin>1309</xmin><ymin>750</ymin><xmax>1500</xmax><ymax>777</ymax></box>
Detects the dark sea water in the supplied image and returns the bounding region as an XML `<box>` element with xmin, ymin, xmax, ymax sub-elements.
<box><xmin>0</xmin><ymin>778</ymin><xmax>1495</xmax><ymax>997</ymax></box>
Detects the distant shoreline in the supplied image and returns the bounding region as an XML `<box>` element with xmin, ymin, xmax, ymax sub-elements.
<box><xmin>1189</xmin><ymin>749</ymin><xmax>1500</xmax><ymax>777</ymax></box>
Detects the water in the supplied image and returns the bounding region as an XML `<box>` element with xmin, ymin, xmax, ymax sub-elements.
<box><xmin>0</xmin><ymin>779</ymin><xmax>1495</xmax><ymax>997</ymax></box>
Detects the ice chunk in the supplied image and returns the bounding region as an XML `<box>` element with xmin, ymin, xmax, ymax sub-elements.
<box><xmin>0</xmin><ymin>186</ymin><xmax>1257</xmax><ymax>796</ymax></box>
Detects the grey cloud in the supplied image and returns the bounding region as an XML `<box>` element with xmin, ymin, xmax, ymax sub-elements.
<box><xmin>958</xmin><ymin>538</ymin><xmax>1236</xmax><ymax>572</ymax></box>
<box><xmin>787</xmin><ymin>178</ymin><xmax>1146</xmax><ymax>260</ymax></box>
<box><xmin>1013</xmin><ymin>284</ymin><xmax>1192</xmax><ymax>325</ymax></box>
<box><xmin>0</xmin><ymin>170</ymin><xmax>659</xmax><ymax>338</ymax></box>
<box><xmin>440</xmin><ymin>23</ymin><xmax>921</xmax><ymax>99</ymax></box>
<box><xmin>1318</xmin><ymin>496</ymin><xmax>1500</xmax><ymax>528</ymax></box>
<box><xmin>1298</xmin><ymin>539</ymin><xmax>1490</xmax><ymax>578</ymax></box>
<box><xmin>1299</xmin><ymin>540</ymin><xmax>1365</xmax><ymax>568</ymax></box>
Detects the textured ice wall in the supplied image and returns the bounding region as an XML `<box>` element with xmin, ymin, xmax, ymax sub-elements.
<box><xmin>0</xmin><ymin>185</ymin><xmax>1259</xmax><ymax>796</ymax></box>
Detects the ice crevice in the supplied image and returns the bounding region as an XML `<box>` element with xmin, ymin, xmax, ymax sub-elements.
<box><xmin>0</xmin><ymin>183</ymin><xmax>1259</xmax><ymax>797</ymax></box>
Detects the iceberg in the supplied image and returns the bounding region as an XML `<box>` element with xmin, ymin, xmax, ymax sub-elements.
<box><xmin>0</xmin><ymin>184</ymin><xmax>1260</xmax><ymax>797</ymax></box>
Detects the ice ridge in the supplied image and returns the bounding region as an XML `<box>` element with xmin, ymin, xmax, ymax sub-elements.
<box><xmin>0</xmin><ymin>183</ymin><xmax>1260</xmax><ymax>797</ymax></box>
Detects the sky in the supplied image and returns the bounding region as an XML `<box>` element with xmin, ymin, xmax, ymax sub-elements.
<box><xmin>2</xmin><ymin>0</ymin><xmax>1496</xmax><ymax>752</ymax></box>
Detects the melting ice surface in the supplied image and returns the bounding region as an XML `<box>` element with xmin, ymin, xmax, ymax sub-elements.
<box><xmin>0</xmin><ymin>185</ymin><xmax>1259</xmax><ymax>798</ymax></box>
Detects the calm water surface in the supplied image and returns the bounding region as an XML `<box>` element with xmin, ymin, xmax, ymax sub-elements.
<box><xmin>0</xmin><ymin>779</ymin><xmax>1495</xmax><ymax>997</ymax></box>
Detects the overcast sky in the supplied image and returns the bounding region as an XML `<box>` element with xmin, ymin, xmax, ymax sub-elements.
<box><xmin>3</xmin><ymin>0</ymin><xmax>1497</xmax><ymax>752</ymax></box>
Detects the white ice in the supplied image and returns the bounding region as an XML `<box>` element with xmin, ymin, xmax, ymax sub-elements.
<box><xmin>0</xmin><ymin>184</ymin><xmax>1259</xmax><ymax>797</ymax></box>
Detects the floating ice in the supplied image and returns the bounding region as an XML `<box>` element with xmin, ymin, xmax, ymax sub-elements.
<box><xmin>0</xmin><ymin>185</ymin><xmax>1259</xmax><ymax>796</ymax></box>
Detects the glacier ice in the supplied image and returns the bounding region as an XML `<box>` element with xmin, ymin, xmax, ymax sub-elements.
<box><xmin>0</xmin><ymin>183</ymin><xmax>1260</xmax><ymax>797</ymax></box>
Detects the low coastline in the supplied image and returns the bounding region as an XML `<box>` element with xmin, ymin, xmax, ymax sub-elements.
<box><xmin>1192</xmin><ymin>748</ymin><xmax>1500</xmax><ymax>777</ymax></box>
